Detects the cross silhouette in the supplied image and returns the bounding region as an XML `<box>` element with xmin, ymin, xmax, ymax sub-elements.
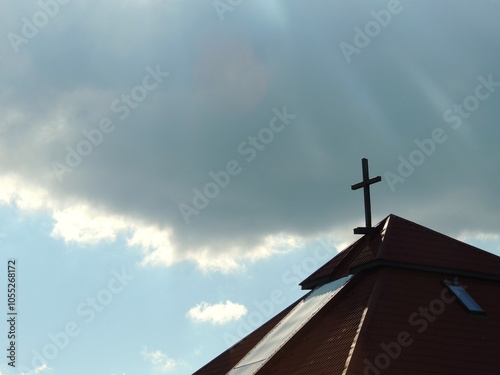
<box><xmin>351</xmin><ymin>158</ymin><xmax>381</xmax><ymax>234</ymax></box>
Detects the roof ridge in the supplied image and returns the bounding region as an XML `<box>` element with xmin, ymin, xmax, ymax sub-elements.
<box><xmin>341</xmin><ymin>306</ymin><xmax>369</xmax><ymax>375</ymax></box>
<box><xmin>344</xmin><ymin>269</ymin><xmax>389</xmax><ymax>374</ymax></box>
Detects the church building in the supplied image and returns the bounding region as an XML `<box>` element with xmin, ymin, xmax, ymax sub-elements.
<box><xmin>194</xmin><ymin>160</ymin><xmax>500</xmax><ymax>375</ymax></box>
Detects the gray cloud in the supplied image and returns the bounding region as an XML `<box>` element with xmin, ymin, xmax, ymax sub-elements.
<box><xmin>1</xmin><ymin>0</ymin><xmax>499</xmax><ymax>262</ymax></box>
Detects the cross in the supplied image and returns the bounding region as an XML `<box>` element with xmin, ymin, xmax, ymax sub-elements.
<box><xmin>351</xmin><ymin>158</ymin><xmax>381</xmax><ymax>235</ymax></box>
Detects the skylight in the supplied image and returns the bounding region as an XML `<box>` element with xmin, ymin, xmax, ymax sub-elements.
<box><xmin>444</xmin><ymin>280</ymin><xmax>485</xmax><ymax>314</ymax></box>
<box><xmin>228</xmin><ymin>274</ymin><xmax>353</xmax><ymax>375</ymax></box>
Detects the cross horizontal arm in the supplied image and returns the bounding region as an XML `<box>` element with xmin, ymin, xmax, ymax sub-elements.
<box><xmin>351</xmin><ymin>176</ymin><xmax>381</xmax><ymax>190</ymax></box>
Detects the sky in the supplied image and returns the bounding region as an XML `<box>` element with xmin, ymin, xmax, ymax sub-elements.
<box><xmin>1</xmin><ymin>0</ymin><xmax>500</xmax><ymax>374</ymax></box>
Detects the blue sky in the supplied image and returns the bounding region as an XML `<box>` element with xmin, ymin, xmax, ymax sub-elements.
<box><xmin>1</xmin><ymin>0</ymin><xmax>500</xmax><ymax>374</ymax></box>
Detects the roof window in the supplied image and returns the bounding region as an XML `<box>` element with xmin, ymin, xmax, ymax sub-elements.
<box><xmin>444</xmin><ymin>280</ymin><xmax>485</xmax><ymax>315</ymax></box>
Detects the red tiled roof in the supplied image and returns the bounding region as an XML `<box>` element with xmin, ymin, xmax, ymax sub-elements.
<box><xmin>195</xmin><ymin>215</ymin><xmax>500</xmax><ymax>374</ymax></box>
<box><xmin>261</xmin><ymin>273</ymin><xmax>374</xmax><ymax>374</ymax></box>
<box><xmin>301</xmin><ymin>214</ymin><xmax>500</xmax><ymax>289</ymax></box>
<box><xmin>347</xmin><ymin>269</ymin><xmax>500</xmax><ymax>375</ymax></box>
<box><xmin>378</xmin><ymin>215</ymin><xmax>500</xmax><ymax>276</ymax></box>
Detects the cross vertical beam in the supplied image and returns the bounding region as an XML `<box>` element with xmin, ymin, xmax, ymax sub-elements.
<box><xmin>351</xmin><ymin>158</ymin><xmax>381</xmax><ymax>235</ymax></box>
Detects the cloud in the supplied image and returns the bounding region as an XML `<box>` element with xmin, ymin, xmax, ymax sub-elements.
<box><xmin>51</xmin><ymin>204</ymin><xmax>129</xmax><ymax>244</ymax></box>
<box><xmin>0</xmin><ymin>175</ymin><xmax>51</xmax><ymax>211</ymax></box>
<box><xmin>20</xmin><ymin>363</ymin><xmax>52</xmax><ymax>375</ymax></box>
<box><xmin>187</xmin><ymin>300</ymin><xmax>248</xmax><ymax>325</ymax></box>
<box><xmin>0</xmin><ymin>175</ymin><xmax>304</xmax><ymax>273</ymax></box>
<box><xmin>1</xmin><ymin>1</ymin><xmax>500</xmax><ymax>272</ymax></box>
<box><xmin>140</xmin><ymin>346</ymin><xmax>179</xmax><ymax>373</ymax></box>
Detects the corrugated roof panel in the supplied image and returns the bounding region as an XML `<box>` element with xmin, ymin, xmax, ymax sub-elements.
<box><xmin>227</xmin><ymin>275</ymin><xmax>353</xmax><ymax>375</ymax></box>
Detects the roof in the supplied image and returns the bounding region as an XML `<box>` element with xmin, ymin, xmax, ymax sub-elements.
<box><xmin>194</xmin><ymin>214</ymin><xmax>500</xmax><ymax>375</ymax></box>
<box><xmin>301</xmin><ymin>214</ymin><xmax>500</xmax><ymax>289</ymax></box>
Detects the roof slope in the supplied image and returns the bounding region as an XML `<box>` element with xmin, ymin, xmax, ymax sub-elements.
<box><xmin>194</xmin><ymin>215</ymin><xmax>500</xmax><ymax>374</ymax></box>
<box><xmin>347</xmin><ymin>269</ymin><xmax>500</xmax><ymax>375</ymax></box>
<box><xmin>194</xmin><ymin>273</ymin><xmax>375</xmax><ymax>375</ymax></box>
<box><xmin>260</xmin><ymin>273</ymin><xmax>374</xmax><ymax>374</ymax></box>
<box><xmin>301</xmin><ymin>214</ymin><xmax>500</xmax><ymax>289</ymax></box>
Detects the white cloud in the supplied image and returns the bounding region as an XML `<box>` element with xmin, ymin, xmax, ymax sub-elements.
<box><xmin>0</xmin><ymin>174</ymin><xmax>305</xmax><ymax>273</ymax></box>
<box><xmin>51</xmin><ymin>205</ymin><xmax>129</xmax><ymax>244</ymax></box>
<box><xmin>0</xmin><ymin>175</ymin><xmax>52</xmax><ymax>211</ymax></box>
<box><xmin>20</xmin><ymin>363</ymin><xmax>52</xmax><ymax>375</ymax></box>
<box><xmin>140</xmin><ymin>346</ymin><xmax>179</xmax><ymax>373</ymax></box>
<box><xmin>128</xmin><ymin>225</ymin><xmax>177</xmax><ymax>266</ymax></box>
<box><xmin>186</xmin><ymin>250</ymin><xmax>245</xmax><ymax>274</ymax></box>
<box><xmin>187</xmin><ymin>300</ymin><xmax>248</xmax><ymax>325</ymax></box>
<box><xmin>458</xmin><ymin>231</ymin><xmax>500</xmax><ymax>242</ymax></box>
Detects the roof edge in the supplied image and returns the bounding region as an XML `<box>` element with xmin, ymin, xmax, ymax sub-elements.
<box><xmin>350</xmin><ymin>258</ymin><xmax>500</xmax><ymax>281</ymax></box>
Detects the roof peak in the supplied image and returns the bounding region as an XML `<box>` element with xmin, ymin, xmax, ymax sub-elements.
<box><xmin>300</xmin><ymin>214</ymin><xmax>500</xmax><ymax>290</ymax></box>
